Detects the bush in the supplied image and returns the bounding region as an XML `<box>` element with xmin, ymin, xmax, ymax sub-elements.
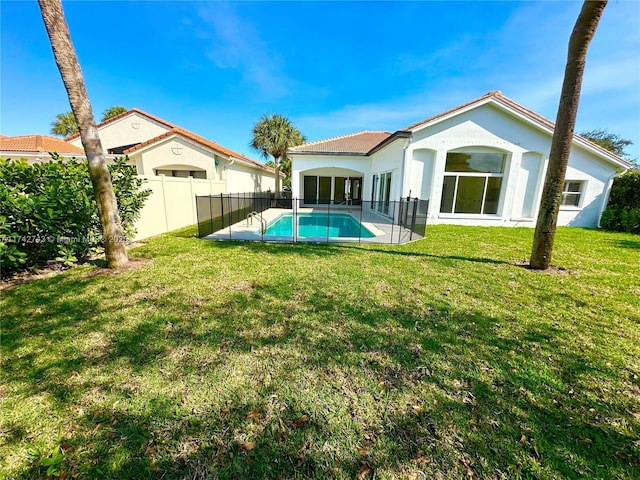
<box><xmin>600</xmin><ymin>170</ymin><xmax>640</xmax><ymax>234</ymax></box>
<box><xmin>0</xmin><ymin>155</ymin><xmax>151</xmax><ymax>276</ymax></box>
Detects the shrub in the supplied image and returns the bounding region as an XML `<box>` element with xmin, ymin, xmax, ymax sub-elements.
<box><xmin>0</xmin><ymin>155</ymin><xmax>151</xmax><ymax>276</ymax></box>
<box><xmin>600</xmin><ymin>170</ymin><xmax>640</xmax><ymax>234</ymax></box>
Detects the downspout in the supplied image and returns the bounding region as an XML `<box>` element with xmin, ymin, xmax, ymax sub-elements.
<box><xmin>597</xmin><ymin>167</ymin><xmax>628</xmax><ymax>228</ymax></box>
<box><xmin>399</xmin><ymin>136</ymin><xmax>412</xmax><ymax>199</ymax></box>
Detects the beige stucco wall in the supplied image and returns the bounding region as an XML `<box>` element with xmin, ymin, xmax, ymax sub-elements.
<box><xmin>133</xmin><ymin>175</ymin><xmax>226</xmax><ymax>240</ymax></box>
<box><xmin>131</xmin><ymin>136</ymin><xmax>217</xmax><ymax>178</ymax></box>
<box><xmin>68</xmin><ymin>112</ymin><xmax>170</xmax><ymax>150</ymax></box>
<box><xmin>225</xmin><ymin>163</ymin><xmax>276</xmax><ymax>194</ymax></box>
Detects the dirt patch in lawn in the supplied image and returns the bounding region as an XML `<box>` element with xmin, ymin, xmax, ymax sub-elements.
<box><xmin>513</xmin><ymin>259</ymin><xmax>570</xmax><ymax>275</ymax></box>
<box><xmin>83</xmin><ymin>257</ymin><xmax>152</xmax><ymax>278</ymax></box>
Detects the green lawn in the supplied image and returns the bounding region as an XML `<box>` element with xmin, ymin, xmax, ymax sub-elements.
<box><xmin>1</xmin><ymin>225</ymin><xmax>639</xmax><ymax>479</ymax></box>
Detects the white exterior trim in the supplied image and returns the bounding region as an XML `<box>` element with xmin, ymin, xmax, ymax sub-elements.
<box><xmin>290</xmin><ymin>95</ymin><xmax>630</xmax><ymax>229</ymax></box>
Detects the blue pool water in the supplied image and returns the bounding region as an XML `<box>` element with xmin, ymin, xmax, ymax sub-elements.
<box><xmin>264</xmin><ymin>213</ymin><xmax>375</xmax><ymax>238</ymax></box>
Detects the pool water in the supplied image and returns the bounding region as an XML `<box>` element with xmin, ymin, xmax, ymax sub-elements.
<box><xmin>265</xmin><ymin>213</ymin><xmax>375</xmax><ymax>238</ymax></box>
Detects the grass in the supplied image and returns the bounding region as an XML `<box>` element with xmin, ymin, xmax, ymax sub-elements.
<box><xmin>1</xmin><ymin>225</ymin><xmax>639</xmax><ymax>479</ymax></box>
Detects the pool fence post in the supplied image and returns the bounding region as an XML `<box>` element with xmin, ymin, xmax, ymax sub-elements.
<box><xmin>358</xmin><ymin>202</ymin><xmax>363</xmax><ymax>244</ymax></box>
<box><xmin>219</xmin><ymin>193</ymin><xmax>225</xmax><ymax>231</ymax></box>
<box><xmin>410</xmin><ymin>198</ymin><xmax>418</xmax><ymax>241</ymax></box>
<box><xmin>327</xmin><ymin>201</ymin><xmax>330</xmax><ymax>243</ymax></box>
<box><xmin>293</xmin><ymin>197</ymin><xmax>297</xmax><ymax>242</ymax></box>
<box><xmin>390</xmin><ymin>200</ymin><xmax>395</xmax><ymax>245</ymax></box>
<box><xmin>227</xmin><ymin>194</ymin><xmax>232</xmax><ymax>240</ymax></box>
<box><xmin>209</xmin><ymin>195</ymin><xmax>214</xmax><ymax>236</ymax></box>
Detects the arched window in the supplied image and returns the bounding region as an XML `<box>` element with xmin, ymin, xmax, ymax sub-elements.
<box><xmin>440</xmin><ymin>150</ymin><xmax>506</xmax><ymax>215</ymax></box>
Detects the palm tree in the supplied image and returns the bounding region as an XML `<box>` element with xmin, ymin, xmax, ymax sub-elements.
<box><xmin>50</xmin><ymin>111</ymin><xmax>79</xmax><ymax>136</ymax></box>
<box><xmin>250</xmin><ymin>114</ymin><xmax>306</xmax><ymax>196</ymax></box>
<box><xmin>50</xmin><ymin>106</ymin><xmax>127</xmax><ymax>137</ymax></box>
<box><xmin>530</xmin><ymin>0</ymin><xmax>607</xmax><ymax>270</ymax></box>
<box><xmin>38</xmin><ymin>0</ymin><xmax>128</xmax><ymax>268</ymax></box>
<box><xmin>102</xmin><ymin>106</ymin><xmax>127</xmax><ymax>121</ymax></box>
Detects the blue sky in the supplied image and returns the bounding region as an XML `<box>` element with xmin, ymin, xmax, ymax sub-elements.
<box><xmin>2</xmin><ymin>1</ymin><xmax>639</xmax><ymax>161</ymax></box>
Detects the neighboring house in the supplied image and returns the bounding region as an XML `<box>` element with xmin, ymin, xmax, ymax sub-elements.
<box><xmin>2</xmin><ymin>110</ymin><xmax>277</xmax><ymax>240</ymax></box>
<box><xmin>289</xmin><ymin>91</ymin><xmax>633</xmax><ymax>228</ymax></box>
<box><xmin>66</xmin><ymin>108</ymin><xmax>278</xmax><ymax>193</ymax></box>
<box><xmin>0</xmin><ymin>134</ymin><xmax>85</xmax><ymax>163</ymax></box>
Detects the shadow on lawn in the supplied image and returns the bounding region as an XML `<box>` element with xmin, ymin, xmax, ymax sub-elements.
<box><xmin>615</xmin><ymin>239</ymin><xmax>640</xmax><ymax>250</ymax></box>
<box><xmin>2</xmin><ymin>262</ymin><xmax>638</xmax><ymax>478</ymax></box>
<box><xmin>206</xmin><ymin>239</ymin><xmax>513</xmax><ymax>266</ymax></box>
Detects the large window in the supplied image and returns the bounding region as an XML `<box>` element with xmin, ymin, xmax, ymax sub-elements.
<box><xmin>561</xmin><ymin>181</ymin><xmax>584</xmax><ymax>207</ymax></box>
<box><xmin>440</xmin><ymin>152</ymin><xmax>506</xmax><ymax>215</ymax></box>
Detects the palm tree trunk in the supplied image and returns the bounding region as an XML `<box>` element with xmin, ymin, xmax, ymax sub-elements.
<box><xmin>38</xmin><ymin>0</ymin><xmax>128</xmax><ymax>268</ymax></box>
<box><xmin>530</xmin><ymin>0</ymin><xmax>607</xmax><ymax>270</ymax></box>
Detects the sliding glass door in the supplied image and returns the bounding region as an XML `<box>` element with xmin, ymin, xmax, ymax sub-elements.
<box><xmin>304</xmin><ymin>175</ymin><xmax>363</xmax><ymax>205</ymax></box>
<box><xmin>377</xmin><ymin>171</ymin><xmax>392</xmax><ymax>215</ymax></box>
<box><xmin>304</xmin><ymin>176</ymin><xmax>317</xmax><ymax>204</ymax></box>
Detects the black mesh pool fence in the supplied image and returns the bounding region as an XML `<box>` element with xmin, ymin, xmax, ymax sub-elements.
<box><xmin>195</xmin><ymin>193</ymin><xmax>427</xmax><ymax>244</ymax></box>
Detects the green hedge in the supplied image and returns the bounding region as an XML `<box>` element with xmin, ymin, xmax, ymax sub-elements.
<box><xmin>600</xmin><ymin>170</ymin><xmax>640</xmax><ymax>234</ymax></box>
<box><xmin>0</xmin><ymin>155</ymin><xmax>151</xmax><ymax>275</ymax></box>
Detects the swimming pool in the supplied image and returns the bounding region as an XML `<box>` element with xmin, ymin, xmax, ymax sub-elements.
<box><xmin>264</xmin><ymin>213</ymin><xmax>375</xmax><ymax>239</ymax></box>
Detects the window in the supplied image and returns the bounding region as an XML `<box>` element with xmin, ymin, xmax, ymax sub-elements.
<box><xmin>155</xmin><ymin>169</ymin><xmax>206</xmax><ymax>179</ymax></box>
<box><xmin>561</xmin><ymin>181</ymin><xmax>584</xmax><ymax>207</ymax></box>
<box><xmin>440</xmin><ymin>152</ymin><xmax>506</xmax><ymax>215</ymax></box>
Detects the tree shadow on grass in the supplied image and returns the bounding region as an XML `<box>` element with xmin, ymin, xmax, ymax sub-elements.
<box><xmin>2</xmin><ymin>260</ymin><xmax>638</xmax><ymax>478</ymax></box>
<box><xmin>615</xmin><ymin>239</ymin><xmax>640</xmax><ymax>249</ymax></box>
<box><xmin>204</xmin><ymin>239</ymin><xmax>513</xmax><ymax>267</ymax></box>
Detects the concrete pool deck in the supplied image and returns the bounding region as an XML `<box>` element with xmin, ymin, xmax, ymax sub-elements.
<box><xmin>204</xmin><ymin>207</ymin><xmax>423</xmax><ymax>244</ymax></box>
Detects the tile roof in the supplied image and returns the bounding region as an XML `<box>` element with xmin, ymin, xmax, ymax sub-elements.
<box><xmin>289</xmin><ymin>131</ymin><xmax>393</xmax><ymax>155</ymax></box>
<box><xmin>291</xmin><ymin>91</ymin><xmax>631</xmax><ymax>168</ymax></box>
<box><xmin>123</xmin><ymin>127</ymin><xmax>275</xmax><ymax>173</ymax></box>
<box><xmin>65</xmin><ymin>107</ymin><xmax>277</xmax><ymax>172</ymax></box>
<box><xmin>0</xmin><ymin>134</ymin><xmax>85</xmax><ymax>154</ymax></box>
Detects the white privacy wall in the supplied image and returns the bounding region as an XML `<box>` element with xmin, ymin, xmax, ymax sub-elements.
<box><xmin>133</xmin><ymin>175</ymin><xmax>226</xmax><ymax>240</ymax></box>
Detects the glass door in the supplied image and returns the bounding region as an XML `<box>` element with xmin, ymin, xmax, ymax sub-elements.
<box><xmin>318</xmin><ymin>176</ymin><xmax>332</xmax><ymax>204</ymax></box>
<box><xmin>334</xmin><ymin>177</ymin><xmax>345</xmax><ymax>204</ymax></box>
<box><xmin>351</xmin><ymin>177</ymin><xmax>362</xmax><ymax>205</ymax></box>
<box><xmin>303</xmin><ymin>176</ymin><xmax>317</xmax><ymax>204</ymax></box>
<box><xmin>377</xmin><ymin>172</ymin><xmax>392</xmax><ymax>215</ymax></box>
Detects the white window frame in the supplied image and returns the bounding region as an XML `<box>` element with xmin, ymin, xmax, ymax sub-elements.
<box><xmin>560</xmin><ymin>180</ymin><xmax>585</xmax><ymax>209</ymax></box>
<box><xmin>439</xmin><ymin>151</ymin><xmax>507</xmax><ymax>216</ymax></box>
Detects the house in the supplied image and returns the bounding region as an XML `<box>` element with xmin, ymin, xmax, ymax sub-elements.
<box><xmin>0</xmin><ymin>134</ymin><xmax>85</xmax><ymax>163</ymax></box>
<box><xmin>2</xmin><ymin>110</ymin><xmax>279</xmax><ymax>240</ymax></box>
<box><xmin>288</xmin><ymin>91</ymin><xmax>632</xmax><ymax>228</ymax></box>
<box><xmin>66</xmin><ymin>108</ymin><xmax>278</xmax><ymax>193</ymax></box>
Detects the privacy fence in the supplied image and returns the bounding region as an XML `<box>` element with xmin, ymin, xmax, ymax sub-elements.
<box><xmin>196</xmin><ymin>192</ymin><xmax>428</xmax><ymax>245</ymax></box>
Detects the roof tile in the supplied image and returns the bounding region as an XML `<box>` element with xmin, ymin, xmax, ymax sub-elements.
<box><xmin>65</xmin><ymin>108</ymin><xmax>176</xmax><ymax>141</ymax></box>
<box><xmin>290</xmin><ymin>131</ymin><xmax>392</xmax><ymax>154</ymax></box>
<box><xmin>0</xmin><ymin>135</ymin><xmax>84</xmax><ymax>155</ymax></box>
<box><xmin>124</xmin><ymin>127</ymin><xmax>274</xmax><ymax>172</ymax></box>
